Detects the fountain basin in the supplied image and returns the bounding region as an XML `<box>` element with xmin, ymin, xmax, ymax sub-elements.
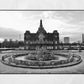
<box><xmin>1</xmin><ymin>52</ymin><xmax>82</xmax><ymax>69</ymax></box>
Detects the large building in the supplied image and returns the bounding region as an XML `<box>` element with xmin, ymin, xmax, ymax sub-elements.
<box><xmin>24</xmin><ymin>20</ymin><xmax>59</xmax><ymax>50</ymax></box>
<box><xmin>64</xmin><ymin>37</ymin><xmax>70</xmax><ymax>43</ymax></box>
<box><xmin>82</xmin><ymin>34</ymin><xmax>84</xmax><ymax>43</ymax></box>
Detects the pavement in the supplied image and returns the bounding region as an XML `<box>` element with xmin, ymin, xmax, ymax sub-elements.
<box><xmin>0</xmin><ymin>50</ymin><xmax>84</xmax><ymax>74</ymax></box>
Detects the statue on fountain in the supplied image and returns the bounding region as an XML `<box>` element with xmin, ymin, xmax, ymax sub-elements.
<box><xmin>34</xmin><ymin>46</ymin><xmax>55</xmax><ymax>61</ymax></box>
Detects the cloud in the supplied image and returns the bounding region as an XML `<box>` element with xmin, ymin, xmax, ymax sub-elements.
<box><xmin>0</xmin><ymin>11</ymin><xmax>83</xmax><ymax>42</ymax></box>
<box><xmin>0</xmin><ymin>11</ymin><xmax>29</xmax><ymax>32</ymax></box>
<box><xmin>21</xmin><ymin>11</ymin><xmax>84</xmax><ymax>25</ymax></box>
<box><xmin>0</xmin><ymin>27</ymin><xmax>23</xmax><ymax>41</ymax></box>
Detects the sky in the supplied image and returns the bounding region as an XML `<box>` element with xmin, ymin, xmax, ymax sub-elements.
<box><xmin>0</xmin><ymin>11</ymin><xmax>84</xmax><ymax>42</ymax></box>
<box><xmin>0</xmin><ymin>0</ymin><xmax>83</xmax><ymax>42</ymax></box>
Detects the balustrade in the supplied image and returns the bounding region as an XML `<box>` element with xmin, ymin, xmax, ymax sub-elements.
<box><xmin>26</xmin><ymin>40</ymin><xmax>54</xmax><ymax>44</ymax></box>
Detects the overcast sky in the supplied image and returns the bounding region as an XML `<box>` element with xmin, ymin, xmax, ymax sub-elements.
<box><xmin>0</xmin><ymin>0</ymin><xmax>84</xmax><ymax>42</ymax></box>
<box><xmin>0</xmin><ymin>11</ymin><xmax>84</xmax><ymax>42</ymax></box>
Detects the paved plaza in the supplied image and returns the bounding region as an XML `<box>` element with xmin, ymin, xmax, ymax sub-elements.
<box><xmin>0</xmin><ymin>50</ymin><xmax>84</xmax><ymax>74</ymax></box>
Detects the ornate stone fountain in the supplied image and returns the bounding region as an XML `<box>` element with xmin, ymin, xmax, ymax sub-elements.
<box><xmin>1</xmin><ymin>46</ymin><xmax>82</xmax><ymax>69</ymax></box>
<box><xmin>25</xmin><ymin>46</ymin><xmax>57</xmax><ymax>61</ymax></box>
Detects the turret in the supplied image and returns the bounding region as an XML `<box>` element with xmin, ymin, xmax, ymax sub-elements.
<box><xmin>37</xmin><ymin>19</ymin><xmax>46</xmax><ymax>34</ymax></box>
<box><xmin>40</xmin><ymin>19</ymin><xmax>43</xmax><ymax>28</ymax></box>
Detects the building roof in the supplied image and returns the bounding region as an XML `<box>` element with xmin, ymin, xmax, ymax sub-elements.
<box><xmin>37</xmin><ymin>19</ymin><xmax>46</xmax><ymax>34</ymax></box>
<box><xmin>24</xmin><ymin>20</ymin><xmax>59</xmax><ymax>41</ymax></box>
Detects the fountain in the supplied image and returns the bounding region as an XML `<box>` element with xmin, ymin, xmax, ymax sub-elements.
<box><xmin>25</xmin><ymin>47</ymin><xmax>58</xmax><ymax>61</ymax></box>
<box><xmin>1</xmin><ymin>46</ymin><xmax>82</xmax><ymax>69</ymax></box>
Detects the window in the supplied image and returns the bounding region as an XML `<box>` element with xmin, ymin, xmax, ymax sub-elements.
<box><xmin>47</xmin><ymin>46</ymin><xmax>53</xmax><ymax>49</ymax></box>
<box><xmin>55</xmin><ymin>41</ymin><xmax>57</xmax><ymax>44</ymax></box>
<box><xmin>26</xmin><ymin>46</ymin><xmax>29</xmax><ymax>49</ymax></box>
<box><xmin>55</xmin><ymin>46</ymin><xmax>57</xmax><ymax>49</ymax></box>
<box><xmin>26</xmin><ymin>41</ymin><xmax>29</xmax><ymax>44</ymax></box>
<box><xmin>55</xmin><ymin>35</ymin><xmax>57</xmax><ymax>38</ymax></box>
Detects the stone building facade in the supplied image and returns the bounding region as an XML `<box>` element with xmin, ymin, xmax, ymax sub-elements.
<box><xmin>24</xmin><ymin>20</ymin><xmax>59</xmax><ymax>50</ymax></box>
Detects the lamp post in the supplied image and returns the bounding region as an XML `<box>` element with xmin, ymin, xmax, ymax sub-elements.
<box><xmin>77</xmin><ymin>41</ymin><xmax>81</xmax><ymax>52</ymax></box>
